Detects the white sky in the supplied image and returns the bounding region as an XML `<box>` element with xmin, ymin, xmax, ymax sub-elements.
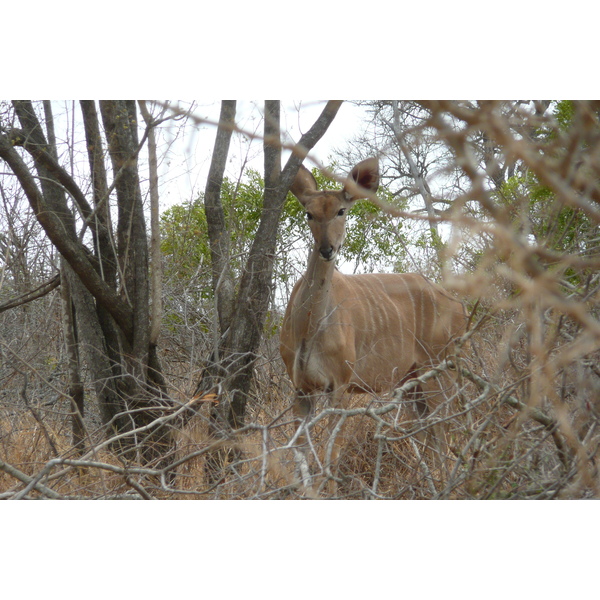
<box><xmin>154</xmin><ymin>100</ymin><xmax>368</xmax><ymax>211</ymax></box>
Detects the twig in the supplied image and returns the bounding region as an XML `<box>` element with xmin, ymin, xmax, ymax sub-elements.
<box><xmin>458</xmin><ymin>365</ymin><xmax>570</xmax><ymax>468</ymax></box>
<box><xmin>0</xmin><ymin>459</ymin><xmax>62</xmax><ymax>499</ymax></box>
<box><xmin>0</xmin><ymin>273</ymin><xmax>60</xmax><ymax>314</ymax></box>
<box><xmin>409</xmin><ymin>437</ymin><xmax>437</xmax><ymax>496</ymax></box>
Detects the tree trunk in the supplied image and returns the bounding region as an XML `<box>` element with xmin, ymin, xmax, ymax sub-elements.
<box><xmin>0</xmin><ymin>100</ymin><xmax>171</xmax><ymax>462</ymax></box>
<box><xmin>199</xmin><ymin>100</ymin><xmax>342</xmax><ymax>481</ymax></box>
<box><xmin>60</xmin><ymin>258</ymin><xmax>86</xmax><ymax>452</ymax></box>
<box><xmin>138</xmin><ymin>100</ymin><xmax>168</xmax><ymax>395</ymax></box>
<box><xmin>42</xmin><ymin>101</ymin><xmax>86</xmax><ymax>451</ymax></box>
<box><xmin>204</xmin><ymin>100</ymin><xmax>237</xmax><ymax>336</ymax></box>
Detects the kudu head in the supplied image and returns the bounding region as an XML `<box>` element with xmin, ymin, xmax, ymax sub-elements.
<box><xmin>290</xmin><ymin>158</ymin><xmax>379</xmax><ymax>262</ymax></box>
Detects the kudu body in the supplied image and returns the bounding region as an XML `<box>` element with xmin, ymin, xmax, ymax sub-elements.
<box><xmin>280</xmin><ymin>159</ymin><xmax>466</xmax><ymax>472</ymax></box>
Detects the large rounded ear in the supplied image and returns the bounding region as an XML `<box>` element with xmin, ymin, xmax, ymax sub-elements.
<box><xmin>343</xmin><ymin>158</ymin><xmax>379</xmax><ymax>201</ymax></box>
<box><xmin>289</xmin><ymin>165</ymin><xmax>318</xmax><ymax>205</ymax></box>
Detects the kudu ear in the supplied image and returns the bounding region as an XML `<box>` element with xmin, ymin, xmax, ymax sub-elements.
<box><xmin>343</xmin><ymin>158</ymin><xmax>379</xmax><ymax>201</ymax></box>
<box><xmin>290</xmin><ymin>165</ymin><xmax>318</xmax><ymax>206</ymax></box>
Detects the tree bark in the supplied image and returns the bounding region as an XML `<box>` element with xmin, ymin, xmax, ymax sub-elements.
<box><xmin>204</xmin><ymin>100</ymin><xmax>237</xmax><ymax>336</ymax></box>
<box><xmin>198</xmin><ymin>100</ymin><xmax>341</xmax><ymax>482</ymax></box>
<box><xmin>99</xmin><ymin>101</ymin><xmax>150</xmax><ymax>363</ymax></box>
<box><xmin>0</xmin><ymin>101</ymin><xmax>171</xmax><ymax>460</ymax></box>
<box><xmin>202</xmin><ymin>100</ymin><xmax>343</xmax><ymax>435</ymax></box>
<box><xmin>79</xmin><ymin>100</ymin><xmax>125</xmax><ymax>409</ymax></box>
<box><xmin>138</xmin><ymin>100</ymin><xmax>168</xmax><ymax>394</ymax></box>
<box><xmin>41</xmin><ymin>100</ymin><xmax>86</xmax><ymax>452</ymax></box>
<box><xmin>60</xmin><ymin>258</ymin><xmax>86</xmax><ymax>451</ymax></box>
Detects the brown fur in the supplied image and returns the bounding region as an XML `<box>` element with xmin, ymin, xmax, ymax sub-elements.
<box><xmin>281</xmin><ymin>159</ymin><xmax>466</xmax><ymax>411</ymax></box>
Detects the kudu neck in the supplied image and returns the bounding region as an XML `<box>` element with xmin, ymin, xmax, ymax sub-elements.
<box><xmin>297</xmin><ymin>244</ymin><xmax>337</xmax><ymax>328</ymax></box>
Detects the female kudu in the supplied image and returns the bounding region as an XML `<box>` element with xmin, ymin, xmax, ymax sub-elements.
<box><xmin>280</xmin><ymin>158</ymin><xmax>466</xmax><ymax>487</ymax></box>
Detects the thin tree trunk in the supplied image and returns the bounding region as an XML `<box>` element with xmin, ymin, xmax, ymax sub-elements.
<box><xmin>139</xmin><ymin>100</ymin><xmax>167</xmax><ymax>394</ymax></box>
<box><xmin>100</xmin><ymin>100</ymin><xmax>150</xmax><ymax>366</ymax></box>
<box><xmin>204</xmin><ymin>100</ymin><xmax>237</xmax><ymax>336</ymax></box>
<box><xmin>219</xmin><ymin>100</ymin><xmax>342</xmax><ymax>428</ymax></box>
<box><xmin>44</xmin><ymin>102</ymin><xmax>86</xmax><ymax>451</ymax></box>
<box><xmin>98</xmin><ymin>100</ymin><xmax>172</xmax><ymax>459</ymax></box>
<box><xmin>138</xmin><ymin>100</ymin><xmax>163</xmax><ymax>346</ymax></box>
<box><xmin>201</xmin><ymin>100</ymin><xmax>342</xmax><ymax>483</ymax></box>
<box><xmin>60</xmin><ymin>258</ymin><xmax>86</xmax><ymax>452</ymax></box>
<box><xmin>79</xmin><ymin>100</ymin><xmax>124</xmax><ymax>409</ymax></box>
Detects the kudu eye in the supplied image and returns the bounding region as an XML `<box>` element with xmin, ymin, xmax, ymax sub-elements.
<box><xmin>337</xmin><ymin>208</ymin><xmax>346</xmax><ymax>216</ymax></box>
<box><xmin>306</xmin><ymin>212</ymin><xmax>313</xmax><ymax>221</ymax></box>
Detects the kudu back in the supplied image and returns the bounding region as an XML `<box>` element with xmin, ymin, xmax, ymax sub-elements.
<box><xmin>280</xmin><ymin>158</ymin><xmax>466</xmax><ymax>438</ymax></box>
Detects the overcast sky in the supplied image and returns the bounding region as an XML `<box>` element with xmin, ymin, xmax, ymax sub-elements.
<box><xmin>155</xmin><ymin>100</ymin><xmax>368</xmax><ymax>210</ymax></box>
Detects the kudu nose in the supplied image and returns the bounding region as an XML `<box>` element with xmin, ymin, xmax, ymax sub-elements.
<box><xmin>320</xmin><ymin>246</ymin><xmax>335</xmax><ymax>261</ymax></box>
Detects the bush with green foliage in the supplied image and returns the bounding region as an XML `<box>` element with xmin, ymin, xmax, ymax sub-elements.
<box><xmin>160</xmin><ymin>166</ymin><xmax>411</xmax><ymax>311</ymax></box>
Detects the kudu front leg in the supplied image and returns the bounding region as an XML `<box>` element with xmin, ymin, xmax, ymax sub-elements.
<box><xmin>291</xmin><ymin>387</ymin><xmax>346</xmax><ymax>496</ymax></box>
<box><xmin>290</xmin><ymin>390</ymin><xmax>319</xmax><ymax>494</ymax></box>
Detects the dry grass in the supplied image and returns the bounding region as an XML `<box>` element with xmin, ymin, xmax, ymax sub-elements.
<box><xmin>2</xmin><ymin>311</ymin><xmax>599</xmax><ymax>500</ymax></box>
<box><xmin>0</xmin><ymin>408</ymin><xmax>128</xmax><ymax>499</ymax></box>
